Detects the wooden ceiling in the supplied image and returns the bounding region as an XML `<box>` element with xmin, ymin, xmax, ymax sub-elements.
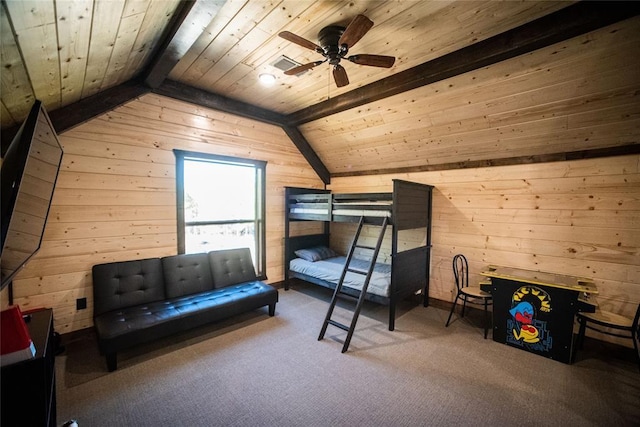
<box><xmin>2</xmin><ymin>1</ymin><xmax>639</xmax><ymax>182</ymax></box>
<box><xmin>169</xmin><ymin>0</ymin><xmax>569</xmax><ymax>114</ymax></box>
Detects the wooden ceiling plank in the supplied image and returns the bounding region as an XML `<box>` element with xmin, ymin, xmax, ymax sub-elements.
<box><xmin>123</xmin><ymin>0</ymin><xmax>152</xmax><ymax>18</ymax></box>
<box><xmin>4</xmin><ymin>0</ymin><xmax>61</xmax><ymax>109</ymax></box>
<box><xmin>169</xmin><ymin>0</ymin><xmax>247</xmax><ymax>80</ymax></box>
<box><xmin>139</xmin><ymin>94</ymin><xmax>286</xmax><ymax>138</ymax></box>
<box><xmin>250</xmin><ymin>1</ymin><xmax>565</xmax><ymax>114</ymax></box>
<box><xmin>233</xmin><ymin>0</ymin><xmax>356</xmax><ymax>107</ymax></box>
<box><xmin>323</xmin><ymin>122</ymin><xmax>640</xmax><ymax>175</ymax></box>
<box><xmin>1</xmin><ymin>101</ymin><xmax>16</xmax><ymax>129</ymax></box>
<box><xmin>143</xmin><ymin>0</ymin><xmax>227</xmax><ymax>88</ymax></box>
<box><xmin>141</xmin><ymin>93</ymin><xmax>285</xmax><ymax>138</ymax></box>
<box><xmin>314</xmin><ymin>108</ymin><xmax>640</xmax><ymax>173</ymax></box>
<box><xmin>56</xmin><ymin>0</ymin><xmax>93</xmax><ymax>106</ymax></box>
<box><xmin>81</xmin><ymin>0</ymin><xmax>126</xmax><ymax>98</ymax></box>
<box><xmin>302</xmin><ymin>46</ymin><xmax>640</xmax><ymax>150</ymax></box>
<box><xmin>198</xmin><ymin>27</ymin><xmax>272</xmax><ymax>89</ymax></box>
<box><xmin>100</xmin><ymin>8</ymin><xmax>147</xmax><ymax>90</ymax></box>
<box><xmin>213</xmin><ymin>0</ymin><xmax>315</xmax><ymax>94</ymax></box>
<box><xmin>331</xmin><ymin>145</ymin><xmax>640</xmax><ymax>178</ymax></box>
<box><xmin>275</xmin><ymin>0</ymin><xmax>436</xmax><ymax>105</ymax></box>
<box><xmin>123</xmin><ymin>0</ymin><xmax>183</xmax><ymax>83</ymax></box>
<box><xmin>182</xmin><ymin>0</ymin><xmax>273</xmax><ymax>86</ymax></box>
<box><xmin>0</xmin><ymin>4</ymin><xmax>35</xmax><ymax>125</ymax></box>
<box><xmin>315</xmin><ymin>85</ymin><xmax>640</xmax><ymax>153</ymax></box>
<box><xmin>286</xmin><ymin>1</ymin><xmax>640</xmax><ymax>126</ymax></box>
<box><xmin>3</xmin><ymin>0</ymin><xmax>54</xmax><ymax>31</ymax></box>
<box><xmin>193</xmin><ymin>1</ymin><xmax>282</xmax><ymax>89</ymax></box>
<box><xmin>111</xmin><ymin>103</ymin><xmax>291</xmax><ymax>146</ymax></box>
<box><xmin>315</xmin><ymin>112</ymin><xmax>639</xmax><ymax>171</ymax></box>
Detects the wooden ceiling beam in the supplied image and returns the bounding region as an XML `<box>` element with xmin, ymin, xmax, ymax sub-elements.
<box><xmin>154</xmin><ymin>80</ymin><xmax>331</xmax><ymax>184</ymax></box>
<box><xmin>48</xmin><ymin>79</ymin><xmax>151</xmax><ymax>134</ymax></box>
<box><xmin>332</xmin><ymin>144</ymin><xmax>640</xmax><ymax>178</ymax></box>
<box><xmin>286</xmin><ymin>1</ymin><xmax>640</xmax><ymax>126</ymax></box>
<box><xmin>281</xmin><ymin>126</ymin><xmax>330</xmax><ymax>184</ymax></box>
<box><xmin>155</xmin><ymin>79</ymin><xmax>288</xmax><ymax>126</ymax></box>
<box><xmin>143</xmin><ymin>0</ymin><xmax>227</xmax><ymax>88</ymax></box>
<box><xmin>1</xmin><ymin>80</ymin><xmax>149</xmax><ymax>155</ymax></box>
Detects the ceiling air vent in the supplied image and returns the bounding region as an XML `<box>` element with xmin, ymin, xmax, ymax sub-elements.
<box><xmin>270</xmin><ymin>55</ymin><xmax>306</xmax><ymax>75</ymax></box>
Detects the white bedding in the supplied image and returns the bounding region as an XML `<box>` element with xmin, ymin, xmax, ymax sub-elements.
<box><xmin>332</xmin><ymin>209</ymin><xmax>391</xmax><ymax>217</ymax></box>
<box><xmin>290</xmin><ymin>208</ymin><xmax>329</xmax><ymax>215</ymax></box>
<box><xmin>290</xmin><ymin>256</ymin><xmax>391</xmax><ymax>297</ymax></box>
<box><xmin>291</xmin><ymin>199</ymin><xmax>392</xmax><ymax>218</ymax></box>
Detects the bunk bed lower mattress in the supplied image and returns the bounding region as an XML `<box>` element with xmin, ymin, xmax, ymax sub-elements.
<box><xmin>290</xmin><ymin>256</ymin><xmax>391</xmax><ymax>298</ymax></box>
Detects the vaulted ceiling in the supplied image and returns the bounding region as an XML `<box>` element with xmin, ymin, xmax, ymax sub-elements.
<box><xmin>2</xmin><ymin>1</ymin><xmax>639</xmax><ymax>183</ymax></box>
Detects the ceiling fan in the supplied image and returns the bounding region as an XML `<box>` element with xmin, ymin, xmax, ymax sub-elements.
<box><xmin>278</xmin><ymin>14</ymin><xmax>395</xmax><ymax>88</ymax></box>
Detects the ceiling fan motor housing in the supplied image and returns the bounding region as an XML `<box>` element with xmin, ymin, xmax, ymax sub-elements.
<box><xmin>318</xmin><ymin>25</ymin><xmax>346</xmax><ymax>64</ymax></box>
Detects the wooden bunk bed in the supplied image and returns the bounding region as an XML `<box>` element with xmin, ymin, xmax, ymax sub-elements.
<box><xmin>284</xmin><ymin>179</ymin><xmax>433</xmax><ymax>331</ymax></box>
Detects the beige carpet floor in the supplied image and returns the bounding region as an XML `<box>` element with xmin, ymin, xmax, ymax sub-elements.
<box><xmin>55</xmin><ymin>282</ymin><xmax>640</xmax><ymax>426</ymax></box>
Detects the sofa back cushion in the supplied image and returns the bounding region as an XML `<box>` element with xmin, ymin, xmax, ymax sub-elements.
<box><xmin>161</xmin><ymin>253</ymin><xmax>214</xmax><ymax>298</ymax></box>
<box><xmin>92</xmin><ymin>258</ymin><xmax>165</xmax><ymax>317</ymax></box>
<box><xmin>208</xmin><ymin>248</ymin><xmax>257</xmax><ymax>288</ymax></box>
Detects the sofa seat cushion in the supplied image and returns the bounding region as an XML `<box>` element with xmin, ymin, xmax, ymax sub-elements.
<box><xmin>94</xmin><ymin>300</ymin><xmax>181</xmax><ymax>340</ymax></box>
<box><xmin>94</xmin><ymin>281</ymin><xmax>278</xmax><ymax>353</ymax></box>
<box><xmin>171</xmin><ymin>281</ymin><xmax>278</xmax><ymax>322</ymax></box>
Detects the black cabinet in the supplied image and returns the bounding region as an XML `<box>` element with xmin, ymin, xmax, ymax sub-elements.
<box><xmin>481</xmin><ymin>266</ymin><xmax>597</xmax><ymax>364</ymax></box>
<box><xmin>1</xmin><ymin>308</ymin><xmax>56</xmax><ymax>426</ymax></box>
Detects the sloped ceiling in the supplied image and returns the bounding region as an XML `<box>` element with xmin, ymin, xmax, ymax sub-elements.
<box><xmin>1</xmin><ymin>0</ymin><xmax>639</xmax><ymax>183</ymax></box>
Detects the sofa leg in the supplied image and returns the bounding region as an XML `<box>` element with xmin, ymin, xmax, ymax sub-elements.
<box><xmin>268</xmin><ymin>303</ymin><xmax>276</xmax><ymax>316</ymax></box>
<box><xmin>106</xmin><ymin>352</ymin><xmax>117</xmax><ymax>372</ymax></box>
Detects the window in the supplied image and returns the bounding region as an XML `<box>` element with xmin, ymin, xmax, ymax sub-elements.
<box><xmin>174</xmin><ymin>150</ymin><xmax>266</xmax><ymax>278</ymax></box>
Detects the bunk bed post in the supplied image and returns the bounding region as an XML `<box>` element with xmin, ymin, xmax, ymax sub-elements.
<box><xmin>284</xmin><ymin>187</ymin><xmax>291</xmax><ymax>289</ymax></box>
<box><xmin>390</xmin><ymin>184</ymin><xmax>400</xmax><ymax>331</ymax></box>
<box><xmin>423</xmin><ymin>186</ymin><xmax>433</xmax><ymax>308</ymax></box>
<box><xmin>390</xmin><ymin>179</ymin><xmax>434</xmax><ymax>321</ymax></box>
<box><xmin>283</xmin><ymin>186</ymin><xmax>332</xmax><ymax>291</ymax></box>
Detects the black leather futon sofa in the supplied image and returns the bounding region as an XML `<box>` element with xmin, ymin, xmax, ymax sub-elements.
<box><xmin>92</xmin><ymin>248</ymin><xmax>278</xmax><ymax>371</ymax></box>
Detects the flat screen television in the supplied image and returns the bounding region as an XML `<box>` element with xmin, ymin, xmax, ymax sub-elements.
<box><xmin>1</xmin><ymin>100</ymin><xmax>63</xmax><ymax>291</ymax></box>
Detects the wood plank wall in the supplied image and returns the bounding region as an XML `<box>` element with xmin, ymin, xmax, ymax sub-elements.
<box><xmin>0</xmin><ymin>99</ymin><xmax>637</xmax><ymax>350</ymax></box>
<box><xmin>328</xmin><ymin>155</ymin><xmax>640</xmax><ymax>346</ymax></box>
<box><xmin>0</xmin><ymin>93</ymin><xmax>324</xmax><ymax>333</ymax></box>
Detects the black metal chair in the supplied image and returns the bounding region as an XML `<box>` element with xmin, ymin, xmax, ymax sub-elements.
<box><xmin>445</xmin><ymin>254</ymin><xmax>493</xmax><ymax>338</ymax></box>
<box><xmin>574</xmin><ymin>303</ymin><xmax>640</xmax><ymax>371</ymax></box>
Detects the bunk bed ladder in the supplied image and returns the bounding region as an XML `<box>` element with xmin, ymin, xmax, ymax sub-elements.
<box><xmin>318</xmin><ymin>216</ymin><xmax>389</xmax><ymax>353</ymax></box>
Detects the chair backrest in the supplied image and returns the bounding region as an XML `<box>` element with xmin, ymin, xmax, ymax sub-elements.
<box><xmin>452</xmin><ymin>254</ymin><xmax>469</xmax><ymax>291</ymax></box>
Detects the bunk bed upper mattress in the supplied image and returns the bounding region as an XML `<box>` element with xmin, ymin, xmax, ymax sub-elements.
<box><xmin>290</xmin><ymin>202</ymin><xmax>392</xmax><ymax>217</ymax></box>
<box><xmin>290</xmin><ymin>256</ymin><xmax>391</xmax><ymax>297</ymax></box>
<box><xmin>333</xmin><ymin>200</ymin><xmax>392</xmax><ymax>218</ymax></box>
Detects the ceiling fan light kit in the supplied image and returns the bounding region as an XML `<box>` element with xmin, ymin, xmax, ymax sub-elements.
<box><xmin>279</xmin><ymin>14</ymin><xmax>395</xmax><ymax>88</ymax></box>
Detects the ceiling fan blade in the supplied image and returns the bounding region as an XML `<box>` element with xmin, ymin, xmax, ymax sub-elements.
<box><xmin>338</xmin><ymin>14</ymin><xmax>373</xmax><ymax>48</ymax></box>
<box><xmin>333</xmin><ymin>64</ymin><xmax>349</xmax><ymax>87</ymax></box>
<box><xmin>347</xmin><ymin>54</ymin><xmax>395</xmax><ymax>68</ymax></box>
<box><xmin>279</xmin><ymin>31</ymin><xmax>322</xmax><ymax>52</ymax></box>
<box><xmin>284</xmin><ymin>60</ymin><xmax>325</xmax><ymax>75</ymax></box>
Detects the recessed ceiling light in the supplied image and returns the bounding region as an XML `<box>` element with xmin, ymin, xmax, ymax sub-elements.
<box><xmin>259</xmin><ymin>73</ymin><xmax>276</xmax><ymax>85</ymax></box>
